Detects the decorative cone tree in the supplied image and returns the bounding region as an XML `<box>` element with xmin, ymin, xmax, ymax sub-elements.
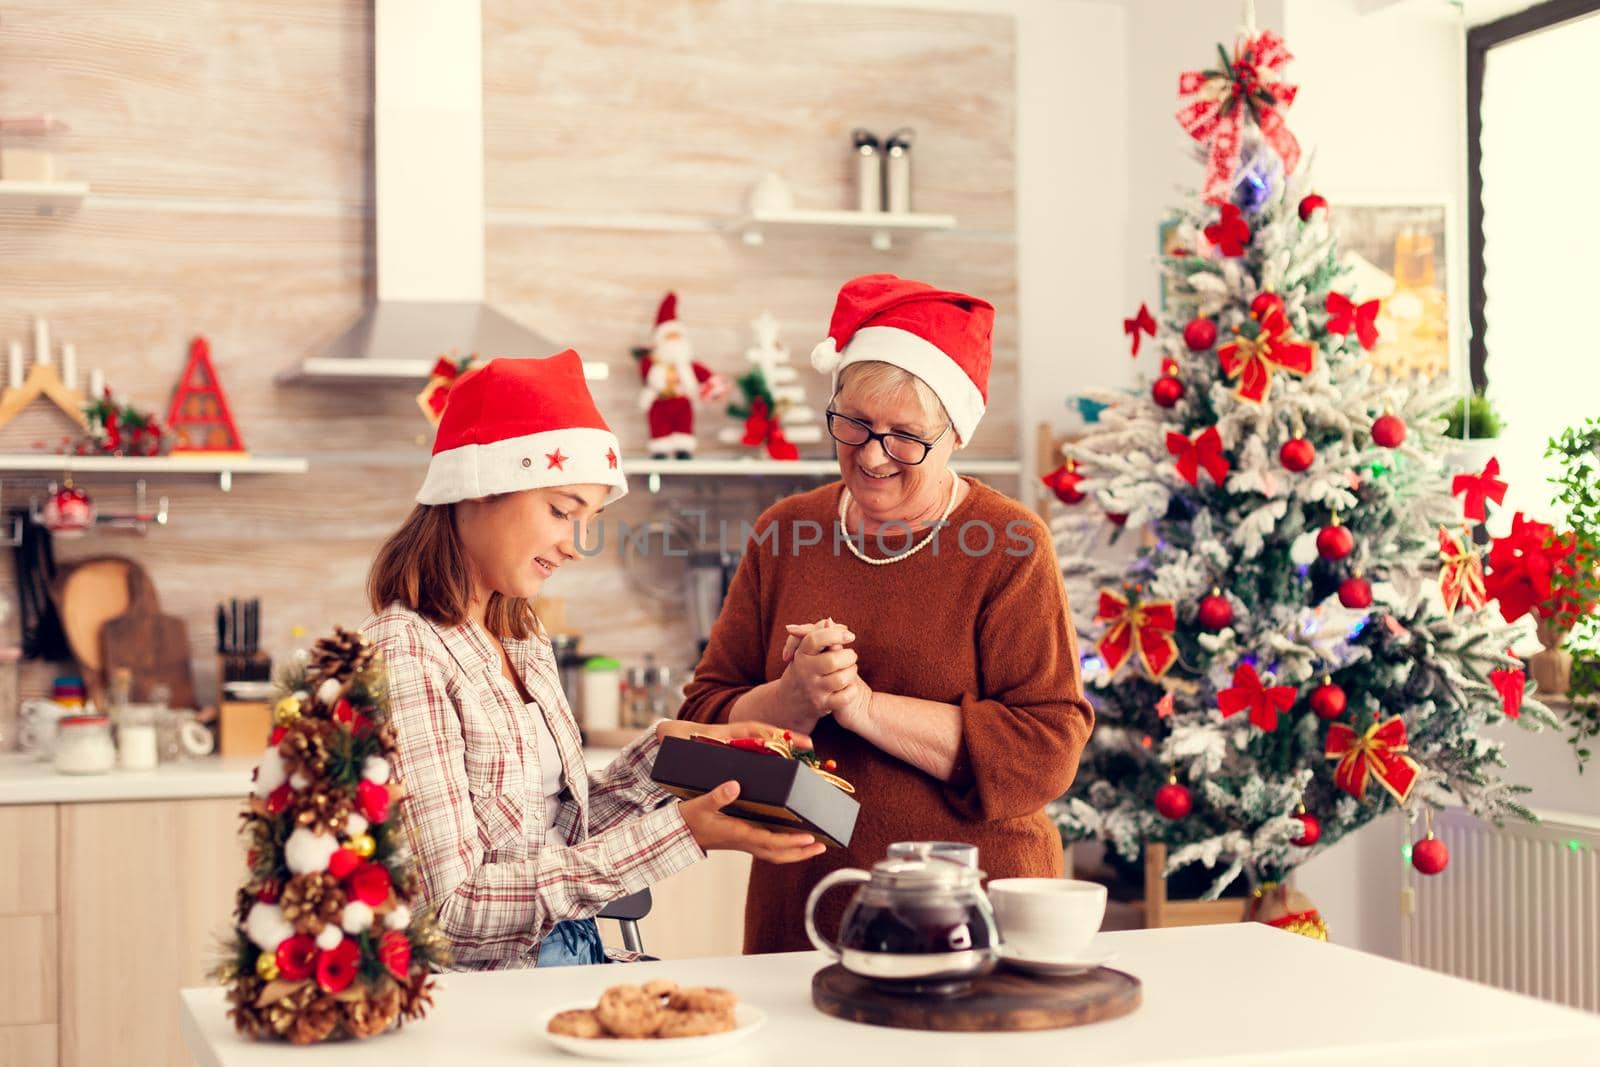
<box><xmin>1049</xmin><ymin>17</ymin><xmax>1557</xmax><ymax>931</ymax></box>
<box><xmin>216</xmin><ymin>627</ymin><xmax>445</xmax><ymax>1044</ymax></box>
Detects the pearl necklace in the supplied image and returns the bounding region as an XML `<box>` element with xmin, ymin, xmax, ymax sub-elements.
<box><xmin>837</xmin><ymin>471</ymin><xmax>960</xmax><ymax>566</ymax></box>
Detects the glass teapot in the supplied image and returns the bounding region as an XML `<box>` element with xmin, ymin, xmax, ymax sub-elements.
<box><xmin>804</xmin><ymin>854</ymin><xmax>999</xmax><ymax>991</ymax></box>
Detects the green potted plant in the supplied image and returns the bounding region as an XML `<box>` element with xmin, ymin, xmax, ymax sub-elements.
<box><xmin>1442</xmin><ymin>392</ymin><xmax>1504</xmax><ymax>473</ymax></box>
<box><xmin>1542</xmin><ymin>417</ymin><xmax>1600</xmax><ymax>766</ymax></box>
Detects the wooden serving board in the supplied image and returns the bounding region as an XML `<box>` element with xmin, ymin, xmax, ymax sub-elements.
<box><xmin>51</xmin><ymin>556</ymin><xmax>154</xmax><ymax>706</ymax></box>
<box><xmin>99</xmin><ymin>569</ymin><xmax>196</xmax><ymax>710</ymax></box>
<box><xmin>812</xmin><ymin>963</ymin><xmax>1140</xmax><ymax>1032</ymax></box>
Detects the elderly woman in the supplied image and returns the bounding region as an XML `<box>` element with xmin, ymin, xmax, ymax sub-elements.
<box><xmin>678</xmin><ymin>273</ymin><xmax>1094</xmax><ymax>954</ymax></box>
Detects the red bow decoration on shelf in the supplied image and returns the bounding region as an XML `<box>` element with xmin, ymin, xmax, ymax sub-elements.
<box><xmin>1095</xmin><ymin>590</ymin><xmax>1179</xmax><ymax>679</ymax></box>
<box><xmin>740</xmin><ymin>397</ymin><xmax>799</xmax><ymax>460</ymax></box>
<box><xmin>1325</xmin><ymin>716</ymin><xmax>1420</xmax><ymax>803</ymax></box>
<box><xmin>1489</xmin><ymin>658</ymin><xmax>1526</xmax><ymax>720</ymax></box>
<box><xmin>1166</xmin><ymin>425</ymin><xmax>1231</xmax><ymax>487</ymax></box>
<box><xmin>1216</xmin><ymin>307</ymin><xmax>1316</xmax><ymax>403</ymax></box>
<box><xmin>1452</xmin><ymin>457</ymin><xmax>1507</xmax><ymax>524</ymax></box>
<box><xmin>1204</xmin><ymin>204</ymin><xmax>1251</xmax><ymax>256</ymax></box>
<box><xmin>1124</xmin><ymin>303</ymin><xmax>1157</xmax><ymax>357</ymax></box>
<box><xmin>1484</xmin><ymin>511</ymin><xmax>1577</xmax><ymax>624</ymax></box>
<box><xmin>1324</xmin><ymin>292</ymin><xmax>1380</xmax><ymax>351</ymax></box>
<box><xmin>416</xmin><ymin>355</ymin><xmax>476</xmax><ymax>427</ymax></box>
<box><xmin>1438</xmin><ymin>526</ymin><xmax>1488</xmax><ymax>615</ymax></box>
<box><xmin>1218</xmin><ymin>663</ymin><xmax>1297</xmax><ymax>732</ymax></box>
<box><xmin>1176</xmin><ymin>30</ymin><xmax>1302</xmax><ymax>204</ymax></box>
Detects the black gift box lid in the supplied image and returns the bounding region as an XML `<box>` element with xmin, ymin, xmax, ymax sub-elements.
<box><xmin>650</xmin><ymin>736</ymin><xmax>860</xmax><ymax>849</ymax></box>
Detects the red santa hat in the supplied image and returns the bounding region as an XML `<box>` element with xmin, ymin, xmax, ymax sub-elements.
<box><xmin>810</xmin><ymin>273</ymin><xmax>994</xmax><ymax>445</ymax></box>
<box><xmin>416</xmin><ymin>351</ymin><xmax>627</xmax><ymax>506</ymax></box>
<box><xmin>652</xmin><ymin>292</ymin><xmax>680</xmax><ymax>342</ymax></box>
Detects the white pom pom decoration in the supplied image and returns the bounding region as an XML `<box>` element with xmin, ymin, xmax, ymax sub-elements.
<box><xmin>289</xmin><ymin>772</ymin><xmax>310</xmax><ymax>792</ymax></box>
<box><xmin>316</xmin><ymin>925</ymin><xmax>344</xmax><ymax>951</ymax></box>
<box><xmin>316</xmin><ymin>678</ymin><xmax>342</xmax><ymax>706</ymax></box>
<box><xmin>362</xmin><ymin>756</ymin><xmax>391</xmax><ymax>785</ymax></box>
<box><xmin>1290</xmin><ymin>530</ymin><xmax>1320</xmax><ymax>567</ymax></box>
<box><xmin>340</xmin><ymin>901</ymin><xmax>374</xmax><ymax>934</ymax></box>
<box><xmin>284</xmin><ymin>828</ymin><xmax>339</xmax><ymax>875</ymax></box>
<box><xmin>385</xmin><ymin>904</ymin><xmax>412</xmax><ymax>931</ymax></box>
<box><xmin>345</xmin><ymin>813</ymin><xmax>369</xmax><ymax>839</ymax></box>
<box><xmin>252</xmin><ymin>747</ymin><xmax>287</xmax><ymax>798</ymax></box>
<box><xmin>810</xmin><ymin>337</ymin><xmax>842</xmax><ymax>374</ymax></box>
<box><xmin>245</xmin><ymin>902</ymin><xmax>295</xmax><ymax>952</ymax></box>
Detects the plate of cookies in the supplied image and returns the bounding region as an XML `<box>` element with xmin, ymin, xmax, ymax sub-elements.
<box><xmin>541</xmin><ymin>980</ymin><xmax>765</xmax><ymax>1060</ymax></box>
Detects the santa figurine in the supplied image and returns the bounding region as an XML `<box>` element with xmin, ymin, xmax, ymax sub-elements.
<box><xmin>637</xmin><ymin>293</ymin><xmax>728</xmax><ymax>458</ymax></box>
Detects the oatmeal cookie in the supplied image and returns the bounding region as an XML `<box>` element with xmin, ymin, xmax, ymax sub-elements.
<box><xmin>595</xmin><ymin>985</ymin><xmax>665</xmax><ymax>1038</ymax></box>
<box><xmin>547</xmin><ymin>1009</ymin><xmax>605</xmax><ymax>1039</ymax></box>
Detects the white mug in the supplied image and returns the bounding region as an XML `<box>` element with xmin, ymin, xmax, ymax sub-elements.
<box><xmin>988</xmin><ymin>878</ymin><xmax>1107</xmax><ymax>962</ymax></box>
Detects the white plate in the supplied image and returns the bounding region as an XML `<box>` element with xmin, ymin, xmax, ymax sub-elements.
<box><xmin>998</xmin><ymin>947</ymin><xmax>1116</xmax><ymax>977</ymax></box>
<box><xmin>538</xmin><ymin>1003</ymin><xmax>766</xmax><ymax>1061</ymax></box>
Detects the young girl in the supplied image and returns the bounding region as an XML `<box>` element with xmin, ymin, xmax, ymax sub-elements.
<box><xmin>364</xmin><ymin>351</ymin><xmax>822</xmax><ymax>970</ymax></box>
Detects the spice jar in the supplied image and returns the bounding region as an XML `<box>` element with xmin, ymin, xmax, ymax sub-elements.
<box><xmin>581</xmin><ymin>657</ymin><xmax>621</xmax><ymax>732</ymax></box>
<box><xmin>117</xmin><ymin>705</ymin><xmax>159</xmax><ymax>771</ymax></box>
<box><xmin>54</xmin><ymin>715</ymin><xmax>116</xmax><ymax>775</ymax></box>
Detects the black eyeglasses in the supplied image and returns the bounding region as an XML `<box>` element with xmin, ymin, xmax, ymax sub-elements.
<box><xmin>825</xmin><ymin>410</ymin><xmax>951</xmax><ymax>465</ymax></box>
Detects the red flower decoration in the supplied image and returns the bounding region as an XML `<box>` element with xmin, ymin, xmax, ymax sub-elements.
<box><xmin>349</xmin><ymin>862</ymin><xmax>393</xmax><ymax>907</ymax></box>
<box><xmin>379</xmin><ymin>930</ymin><xmax>412</xmax><ymax>981</ymax></box>
<box><xmin>1490</xmin><ymin>661</ymin><xmax>1526</xmax><ymax>720</ymax></box>
<box><xmin>1484</xmin><ymin>512</ymin><xmax>1577</xmax><ymax>623</ymax></box>
<box><xmin>1218</xmin><ymin>663</ymin><xmax>1297</xmax><ymax>732</ymax></box>
<box><xmin>276</xmin><ymin>933</ymin><xmax>318</xmax><ymax>982</ymax></box>
<box><xmin>315</xmin><ymin>937</ymin><xmax>360</xmax><ymax>994</ymax></box>
<box><xmin>1204</xmin><ymin>203</ymin><xmax>1251</xmax><ymax>256</ymax></box>
<box><xmin>1452</xmin><ymin>457</ymin><xmax>1507</xmax><ymax>524</ymax></box>
<box><xmin>1124</xmin><ymin>303</ymin><xmax>1157</xmax><ymax>357</ymax></box>
<box><xmin>1166</xmin><ymin>426</ymin><xmax>1231</xmax><ymax>487</ymax></box>
<box><xmin>328</xmin><ymin>847</ymin><xmax>362</xmax><ymax>881</ymax></box>
<box><xmin>358</xmin><ymin>779</ymin><xmax>392</xmax><ymax>824</ymax></box>
<box><xmin>1325</xmin><ymin>292</ymin><xmax>1380</xmax><ymax>350</ymax></box>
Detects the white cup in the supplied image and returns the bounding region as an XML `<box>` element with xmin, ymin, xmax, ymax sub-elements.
<box><xmin>988</xmin><ymin>878</ymin><xmax>1107</xmax><ymax>962</ymax></box>
<box><xmin>18</xmin><ymin>699</ymin><xmax>71</xmax><ymax>760</ymax></box>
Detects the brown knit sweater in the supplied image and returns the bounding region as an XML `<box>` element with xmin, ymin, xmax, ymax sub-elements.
<box><xmin>678</xmin><ymin>477</ymin><xmax>1094</xmax><ymax>954</ymax></box>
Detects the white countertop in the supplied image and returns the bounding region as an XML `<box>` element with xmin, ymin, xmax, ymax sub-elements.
<box><xmin>179</xmin><ymin>924</ymin><xmax>1600</xmax><ymax>1066</ymax></box>
<box><xmin>0</xmin><ymin>747</ymin><xmax>625</xmax><ymax>805</ymax></box>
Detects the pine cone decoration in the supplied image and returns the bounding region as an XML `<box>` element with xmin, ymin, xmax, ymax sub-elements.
<box><xmin>285</xmin><ymin>994</ymin><xmax>341</xmax><ymax>1046</ymax></box>
<box><xmin>343</xmin><ymin>984</ymin><xmax>402</xmax><ymax>1039</ymax></box>
<box><xmin>293</xmin><ymin>786</ymin><xmax>355</xmax><ymax>837</ymax></box>
<box><xmin>280</xmin><ymin>873</ymin><xmax>343</xmax><ymax>936</ymax></box>
<box><xmin>279</xmin><ymin>719</ymin><xmax>335</xmax><ymax>782</ymax></box>
<box><xmin>225</xmin><ymin>979</ymin><xmax>270</xmax><ymax>1039</ymax></box>
<box><xmin>310</xmin><ymin>627</ymin><xmax>377</xmax><ymax>686</ymax></box>
<box><xmin>401</xmin><ymin>969</ymin><xmax>436</xmax><ymax>1021</ymax></box>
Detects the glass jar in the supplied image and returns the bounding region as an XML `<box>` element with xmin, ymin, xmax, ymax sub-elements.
<box><xmin>117</xmin><ymin>705</ymin><xmax>159</xmax><ymax>771</ymax></box>
<box><xmin>54</xmin><ymin>715</ymin><xmax>116</xmax><ymax>775</ymax></box>
<box><xmin>581</xmin><ymin>657</ymin><xmax>621</xmax><ymax>732</ymax></box>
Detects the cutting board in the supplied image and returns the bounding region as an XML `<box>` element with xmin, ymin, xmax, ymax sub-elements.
<box><xmin>51</xmin><ymin>556</ymin><xmax>155</xmax><ymax>706</ymax></box>
<box><xmin>811</xmin><ymin>963</ymin><xmax>1141</xmax><ymax>1032</ymax></box>
<box><xmin>99</xmin><ymin>569</ymin><xmax>196</xmax><ymax>709</ymax></box>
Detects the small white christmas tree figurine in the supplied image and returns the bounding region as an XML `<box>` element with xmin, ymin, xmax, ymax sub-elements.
<box><xmin>720</xmin><ymin>312</ymin><xmax>823</xmax><ymax>458</ymax></box>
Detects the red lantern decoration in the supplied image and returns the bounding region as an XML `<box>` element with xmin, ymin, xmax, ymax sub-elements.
<box><xmin>1412</xmin><ymin>833</ymin><xmax>1449</xmax><ymax>876</ymax></box>
<box><xmin>1279</xmin><ymin>437</ymin><xmax>1315</xmax><ymax>472</ymax></box>
<box><xmin>1309</xmin><ymin>679</ymin><xmax>1347</xmax><ymax>721</ymax></box>
<box><xmin>1183</xmin><ymin>318</ymin><xmax>1218</xmax><ymax>351</ymax></box>
<box><xmin>1317</xmin><ymin>519</ymin><xmax>1355</xmax><ymax>561</ymax></box>
<box><xmin>1197</xmin><ymin>591</ymin><xmax>1234</xmax><ymax>631</ymax></box>
<box><xmin>1298</xmin><ymin>194</ymin><xmax>1328</xmax><ymax>221</ymax></box>
<box><xmin>1371</xmin><ymin>413</ymin><xmax>1407</xmax><ymax>449</ymax></box>
<box><xmin>1292</xmin><ymin>811</ymin><xmax>1322</xmax><ymax>847</ymax></box>
<box><xmin>1155</xmin><ymin>778</ymin><xmax>1192</xmax><ymax>820</ymax></box>
<box><xmin>1152</xmin><ymin>375</ymin><xmax>1185</xmax><ymax>408</ymax></box>
<box><xmin>1338</xmin><ymin>575</ymin><xmax>1373</xmax><ymax>609</ymax></box>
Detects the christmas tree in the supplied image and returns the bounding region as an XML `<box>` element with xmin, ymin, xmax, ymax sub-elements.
<box><xmin>719</xmin><ymin>312</ymin><xmax>824</xmax><ymax>459</ymax></box>
<box><xmin>1048</xmin><ymin>18</ymin><xmax>1558</xmax><ymax>911</ymax></box>
<box><xmin>216</xmin><ymin>627</ymin><xmax>445</xmax><ymax>1044</ymax></box>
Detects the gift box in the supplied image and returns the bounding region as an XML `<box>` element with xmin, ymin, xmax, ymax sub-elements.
<box><xmin>651</xmin><ymin>735</ymin><xmax>859</xmax><ymax>849</ymax></box>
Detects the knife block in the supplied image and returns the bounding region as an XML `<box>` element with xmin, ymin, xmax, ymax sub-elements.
<box><xmin>218</xmin><ymin>700</ymin><xmax>272</xmax><ymax>757</ymax></box>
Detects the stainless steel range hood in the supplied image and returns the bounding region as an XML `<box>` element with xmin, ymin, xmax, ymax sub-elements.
<box><xmin>287</xmin><ymin>0</ymin><xmax>605</xmax><ymax>383</ymax></box>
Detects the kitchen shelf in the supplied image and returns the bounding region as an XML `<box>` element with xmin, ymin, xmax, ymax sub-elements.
<box><xmin>0</xmin><ymin>180</ymin><xmax>90</xmax><ymax>214</ymax></box>
<box><xmin>281</xmin><ymin>357</ymin><xmax>610</xmax><ymax>384</ymax></box>
<box><xmin>725</xmin><ymin>209</ymin><xmax>957</xmax><ymax>251</ymax></box>
<box><xmin>0</xmin><ymin>453</ymin><xmax>309</xmax><ymax>491</ymax></box>
<box><xmin>627</xmin><ymin>455</ymin><xmax>1020</xmax><ymax>491</ymax></box>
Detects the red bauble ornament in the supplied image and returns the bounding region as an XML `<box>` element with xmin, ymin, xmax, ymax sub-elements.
<box><xmin>1155</xmin><ymin>781</ymin><xmax>1192</xmax><ymax>820</ymax></box>
<box><xmin>328</xmin><ymin>847</ymin><xmax>362</xmax><ymax>881</ymax></box>
<box><xmin>358</xmin><ymin>778</ymin><xmax>392</xmax><ymax>824</ymax></box>
<box><xmin>1338</xmin><ymin>575</ymin><xmax>1373</xmax><ymax>609</ymax></box>
<box><xmin>1298</xmin><ymin>194</ymin><xmax>1328</xmax><ymax>221</ymax></box>
<box><xmin>1250</xmin><ymin>291</ymin><xmax>1285</xmax><ymax>320</ymax></box>
<box><xmin>315</xmin><ymin>937</ymin><xmax>360</xmax><ymax>994</ymax></box>
<box><xmin>276</xmin><ymin>934</ymin><xmax>318</xmax><ymax>982</ymax></box>
<box><xmin>1412</xmin><ymin>834</ymin><xmax>1449</xmax><ymax>876</ymax></box>
<box><xmin>1197</xmin><ymin>591</ymin><xmax>1234</xmax><ymax>632</ymax></box>
<box><xmin>1042</xmin><ymin>463</ymin><xmax>1086</xmax><ymax>505</ymax></box>
<box><xmin>1310</xmin><ymin>680</ymin><xmax>1347</xmax><ymax>721</ymax></box>
<box><xmin>1279</xmin><ymin>437</ymin><xmax>1315</xmax><ymax>472</ymax></box>
<box><xmin>1183</xmin><ymin>318</ymin><xmax>1218</xmax><ymax>351</ymax></box>
<box><xmin>1292</xmin><ymin>812</ymin><xmax>1322</xmax><ymax>847</ymax></box>
<box><xmin>1317</xmin><ymin>522</ymin><xmax>1355</xmax><ymax>561</ymax></box>
<box><xmin>1371</xmin><ymin>413</ymin><xmax>1407</xmax><ymax>449</ymax></box>
<box><xmin>1106</xmin><ymin>512</ymin><xmax>1128</xmax><ymax>527</ymax></box>
<box><xmin>1152</xmin><ymin>375</ymin><xmax>1185</xmax><ymax>408</ymax></box>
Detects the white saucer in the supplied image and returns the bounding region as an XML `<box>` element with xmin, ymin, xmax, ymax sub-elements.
<box><xmin>539</xmin><ymin>1003</ymin><xmax>766</xmax><ymax>1061</ymax></box>
<box><xmin>998</xmin><ymin>946</ymin><xmax>1116</xmax><ymax>977</ymax></box>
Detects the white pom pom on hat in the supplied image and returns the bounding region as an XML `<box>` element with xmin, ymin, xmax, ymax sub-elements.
<box><xmin>811</xmin><ymin>337</ymin><xmax>842</xmax><ymax>374</ymax></box>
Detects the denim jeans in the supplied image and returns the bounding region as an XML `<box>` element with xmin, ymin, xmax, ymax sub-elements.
<box><xmin>536</xmin><ymin>918</ymin><xmax>607</xmax><ymax>967</ymax></box>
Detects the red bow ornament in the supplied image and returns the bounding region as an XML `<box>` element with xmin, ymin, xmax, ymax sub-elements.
<box><xmin>1452</xmin><ymin>457</ymin><xmax>1507</xmax><ymax>524</ymax></box>
<box><xmin>740</xmin><ymin>397</ymin><xmax>800</xmax><ymax>461</ymax></box>
<box><xmin>1203</xmin><ymin>204</ymin><xmax>1251</xmax><ymax>256</ymax></box>
<box><xmin>416</xmin><ymin>355</ymin><xmax>474</xmax><ymax>427</ymax></box>
<box><xmin>1124</xmin><ymin>303</ymin><xmax>1157</xmax><ymax>357</ymax></box>
<box><xmin>1216</xmin><ymin>307</ymin><xmax>1316</xmax><ymax>403</ymax></box>
<box><xmin>1166</xmin><ymin>425</ymin><xmax>1231</xmax><ymax>487</ymax></box>
<box><xmin>1489</xmin><ymin>658</ymin><xmax>1526</xmax><ymax>720</ymax></box>
<box><xmin>1325</xmin><ymin>716</ymin><xmax>1420</xmax><ymax>803</ymax></box>
<box><xmin>1095</xmin><ymin>590</ymin><xmax>1179</xmax><ymax>679</ymax></box>
<box><xmin>1218</xmin><ymin>663</ymin><xmax>1297</xmax><ymax>732</ymax></box>
<box><xmin>1176</xmin><ymin>31</ymin><xmax>1302</xmax><ymax>204</ymax></box>
<box><xmin>1325</xmin><ymin>292</ymin><xmax>1380</xmax><ymax>350</ymax></box>
<box><xmin>1438</xmin><ymin>526</ymin><xmax>1488</xmax><ymax>614</ymax></box>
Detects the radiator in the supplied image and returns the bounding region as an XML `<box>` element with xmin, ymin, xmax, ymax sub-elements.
<box><xmin>1402</xmin><ymin>807</ymin><xmax>1600</xmax><ymax>1013</ymax></box>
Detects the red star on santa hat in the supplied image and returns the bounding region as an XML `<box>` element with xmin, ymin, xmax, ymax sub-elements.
<box><xmin>606</xmin><ymin>447</ymin><xmax>617</xmax><ymax>469</ymax></box>
<box><xmin>546</xmin><ymin>449</ymin><xmax>568</xmax><ymax>470</ymax></box>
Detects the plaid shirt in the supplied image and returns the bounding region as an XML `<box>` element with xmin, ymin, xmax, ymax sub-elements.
<box><xmin>363</xmin><ymin>605</ymin><xmax>703</xmax><ymax>970</ymax></box>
